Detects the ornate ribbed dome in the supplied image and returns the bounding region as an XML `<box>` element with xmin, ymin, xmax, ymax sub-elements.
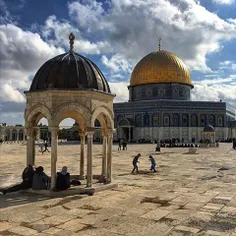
<box><xmin>203</xmin><ymin>125</ymin><xmax>215</xmax><ymax>132</ymax></box>
<box><xmin>130</xmin><ymin>50</ymin><xmax>193</xmax><ymax>88</ymax></box>
<box><xmin>30</xmin><ymin>34</ymin><xmax>110</xmax><ymax>93</ymax></box>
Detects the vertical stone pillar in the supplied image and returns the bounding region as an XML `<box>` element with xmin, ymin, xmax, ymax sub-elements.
<box><xmin>50</xmin><ymin>127</ymin><xmax>58</xmax><ymax>190</ymax></box>
<box><xmin>86</xmin><ymin>129</ymin><xmax>94</xmax><ymax>187</ymax></box>
<box><xmin>128</xmin><ymin>127</ymin><xmax>131</xmax><ymax>142</ymax></box>
<box><xmin>26</xmin><ymin>128</ymin><xmax>35</xmax><ymax>165</ymax></box>
<box><xmin>79</xmin><ymin>131</ymin><xmax>85</xmax><ymax>178</ymax></box>
<box><xmin>10</xmin><ymin>129</ymin><xmax>12</xmax><ymax>141</ymax></box>
<box><xmin>107</xmin><ymin>129</ymin><xmax>113</xmax><ymax>183</ymax></box>
<box><xmin>101</xmin><ymin>130</ymin><xmax>107</xmax><ymax>177</ymax></box>
<box><xmin>17</xmin><ymin>130</ymin><xmax>19</xmax><ymax>142</ymax></box>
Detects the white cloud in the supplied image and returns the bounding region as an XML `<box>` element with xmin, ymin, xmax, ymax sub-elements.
<box><xmin>102</xmin><ymin>54</ymin><xmax>133</xmax><ymax>73</ymax></box>
<box><xmin>0</xmin><ymin>84</ymin><xmax>25</xmax><ymax>102</ymax></box>
<box><xmin>68</xmin><ymin>0</ymin><xmax>236</xmax><ymax>71</ymax></box>
<box><xmin>191</xmin><ymin>81</ymin><xmax>236</xmax><ymax>106</ymax></box>
<box><xmin>193</xmin><ymin>77</ymin><xmax>233</xmax><ymax>85</ymax></box>
<box><xmin>41</xmin><ymin>15</ymin><xmax>112</xmax><ymax>54</ymax></box>
<box><xmin>219</xmin><ymin>60</ymin><xmax>236</xmax><ymax>70</ymax></box>
<box><xmin>212</xmin><ymin>0</ymin><xmax>235</xmax><ymax>4</ymax></box>
<box><xmin>0</xmin><ymin>23</ymin><xmax>64</xmax><ymax>107</ymax></box>
<box><xmin>108</xmin><ymin>82</ymin><xmax>129</xmax><ymax>102</ymax></box>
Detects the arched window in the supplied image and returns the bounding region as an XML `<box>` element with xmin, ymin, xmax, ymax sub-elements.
<box><xmin>182</xmin><ymin>114</ymin><xmax>189</xmax><ymax>126</ymax></box>
<box><xmin>144</xmin><ymin>113</ymin><xmax>149</xmax><ymax>126</ymax></box>
<box><xmin>218</xmin><ymin>115</ymin><xmax>223</xmax><ymax>127</ymax></box>
<box><xmin>163</xmin><ymin>114</ymin><xmax>170</xmax><ymax>127</ymax></box>
<box><xmin>191</xmin><ymin>114</ymin><xmax>197</xmax><ymax>127</ymax></box>
<box><xmin>153</xmin><ymin>113</ymin><xmax>158</xmax><ymax>126</ymax></box>
<box><xmin>209</xmin><ymin>115</ymin><xmax>215</xmax><ymax>127</ymax></box>
<box><xmin>173</xmin><ymin>114</ymin><xmax>179</xmax><ymax>127</ymax></box>
<box><xmin>200</xmin><ymin>115</ymin><xmax>206</xmax><ymax>127</ymax></box>
<box><xmin>119</xmin><ymin>119</ymin><xmax>130</xmax><ymax>127</ymax></box>
<box><xmin>135</xmin><ymin>114</ymin><xmax>142</xmax><ymax>127</ymax></box>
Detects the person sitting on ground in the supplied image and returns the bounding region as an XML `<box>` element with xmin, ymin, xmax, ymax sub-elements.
<box><xmin>149</xmin><ymin>155</ymin><xmax>157</xmax><ymax>172</ymax></box>
<box><xmin>56</xmin><ymin>166</ymin><xmax>71</xmax><ymax>191</ymax></box>
<box><xmin>32</xmin><ymin>166</ymin><xmax>50</xmax><ymax>190</ymax></box>
<box><xmin>0</xmin><ymin>164</ymin><xmax>35</xmax><ymax>195</ymax></box>
<box><xmin>132</xmin><ymin>153</ymin><xmax>141</xmax><ymax>174</ymax></box>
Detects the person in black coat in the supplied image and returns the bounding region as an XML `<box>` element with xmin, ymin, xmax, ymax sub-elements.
<box><xmin>1</xmin><ymin>165</ymin><xmax>35</xmax><ymax>195</ymax></box>
<box><xmin>56</xmin><ymin>166</ymin><xmax>71</xmax><ymax>191</ymax></box>
<box><xmin>132</xmin><ymin>153</ymin><xmax>141</xmax><ymax>174</ymax></box>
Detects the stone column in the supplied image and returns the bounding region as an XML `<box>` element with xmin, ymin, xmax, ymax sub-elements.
<box><xmin>50</xmin><ymin>127</ymin><xmax>59</xmax><ymax>190</ymax></box>
<box><xmin>79</xmin><ymin>131</ymin><xmax>86</xmax><ymax>178</ymax></box>
<box><xmin>86</xmin><ymin>129</ymin><xmax>94</xmax><ymax>187</ymax></box>
<box><xmin>107</xmin><ymin>129</ymin><xmax>113</xmax><ymax>183</ymax></box>
<box><xmin>128</xmin><ymin>127</ymin><xmax>131</xmax><ymax>142</ymax></box>
<box><xmin>17</xmin><ymin>130</ymin><xmax>19</xmax><ymax>142</ymax></box>
<box><xmin>101</xmin><ymin>130</ymin><xmax>107</xmax><ymax>177</ymax></box>
<box><xmin>10</xmin><ymin>129</ymin><xmax>12</xmax><ymax>141</ymax></box>
<box><xmin>26</xmin><ymin>128</ymin><xmax>35</xmax><ymax>165</ymax></box>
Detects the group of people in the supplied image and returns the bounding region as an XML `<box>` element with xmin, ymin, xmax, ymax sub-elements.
<box><xmin>0</xmin><ymin>165</ymin><xmax>72</xmax><ymax>195</ymax></box>
<box><xmin>118</xmin><ymin>138</ymin><xmax>128</xmax><ymax>151</ymax></box>
<box><xmin>132</xmin><ymin>153</ymin><xmax>157</xmax><ymax>174</ymax></box>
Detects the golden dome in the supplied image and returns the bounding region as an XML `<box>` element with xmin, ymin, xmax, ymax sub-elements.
<box><xmin>130</xmin><ymin>50</ymin><xmax>193</xmax><ymax>88</ymax></box>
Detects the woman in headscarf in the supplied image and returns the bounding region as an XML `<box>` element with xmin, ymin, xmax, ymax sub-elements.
<box><xmin>56</xmin><ymin>166</ymin><xmax>71</xmax><ymax>191</ymax></box>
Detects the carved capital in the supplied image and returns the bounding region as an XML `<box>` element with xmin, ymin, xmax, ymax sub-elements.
<box><xmin>106</xmin><ymin>128</ymin><xmax>113</xmax><ymax>138</ymax></box>
<box><xmin>49</xmin><ymin>127</ymin><xmax>59</xmax><ymax>137</ymax></box>
<box><xmin>25</xmin><ymin>128</ymin><xmax>35</xmax><ymax>137</ymax></box>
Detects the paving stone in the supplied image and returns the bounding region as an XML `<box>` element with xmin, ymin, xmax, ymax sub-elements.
<box><xmin>36</xmin><ymin>214</ymin><xmax>76</xmax><ymax>225</ymax></box>
<box><xmin>202</xmin><ymin>203</ymin><xmax>225</xmax><ymax>212</ymax></box>
<box><xmin>41</xmin><ymin>227</ymin><xmax>62</xmax><ymax>235</ymax></box>
<box><xmin>0</xmin><ymin>221</ymin><xmax>11</xmax><ymax>232</ymax></box>
<box><xmin>204</xmin><ymin>230</ymin><xmax>231</xmax><ymax>235</ymax></box>
<box><xmin>174</xmin><ymin>225</ymin><xmax>200</xmax><ymax>233</ymax></box>
<box><xmin>8</xmin><ymin>225</ymin><xmax>38</xmax><ymax>235</ymax></box>
<box><xmin>57</xmin><ymin>219</ymin><xmax>86</xmax><ymax>232</ymax></box>
<box><xmin>141</xmin><ymin>209</ymin><xmax>170</xmax><ymax>220</ymax></box>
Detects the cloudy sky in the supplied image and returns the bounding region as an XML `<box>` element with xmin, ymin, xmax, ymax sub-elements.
<box><xmin>0</xmin><ymin>0</ymin><xmax>236</xmax><ymax>126</ymax></box>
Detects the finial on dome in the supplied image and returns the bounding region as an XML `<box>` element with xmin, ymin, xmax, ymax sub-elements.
<box><xmin>158</xmin><ymin>38</ymin><xmax>161</xmax><ymax>51</ymax></box>
<box><xmin>69</xmin><ymin>33</ymin><xmax>75</xmax><ymax>52</ymax></box>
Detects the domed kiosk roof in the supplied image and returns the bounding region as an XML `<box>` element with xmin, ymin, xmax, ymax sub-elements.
<box><xmin>30</xmin><ymin>33</ymin><xmax>110</xmax><ymax>93</ymax></box>
<box><xmin>130</xmin><ymin>39</ymin><xmax>193</xmax><ymax>88</ymax></box>
<box><xmin>203</xmin><ymin>125</ymin><xmax>215</xmax><ymax>132</ymax></box>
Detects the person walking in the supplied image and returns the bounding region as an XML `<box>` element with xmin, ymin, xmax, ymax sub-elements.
<box><xmin>149</xmin><ymin>155</ymin><xmax>157</xmax><ymax>172</ymax></box>
<box><xmin>42</xmin><ymin>141</ymin><xmax>50</xmax><ymax>155</ymax></box>
<box><xmin>122</xmin><ymin>140</ymin><xmax>128</xmax><ymax>150</ymax></box>
<box><xmin>118</xmin><ymin>138</ymin><xmax>122</xmax><ymax>151</ymax></box>
<box><xmin>132</xmin><ymin>153</ymin><xmax>141</xmax><ymax>174</ymax></box>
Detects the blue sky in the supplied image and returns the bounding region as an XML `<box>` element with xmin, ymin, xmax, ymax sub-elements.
<box><xmin>0</xmin><ymin>0</ymin><xmax>236</xmax><ymax>125</ymax></box>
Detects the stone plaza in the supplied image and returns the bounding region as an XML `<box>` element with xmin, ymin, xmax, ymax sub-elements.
<box><xmin>0</xmin><ymin>142</ymin><xmax>236</xmax><ymax>236</ymax></box>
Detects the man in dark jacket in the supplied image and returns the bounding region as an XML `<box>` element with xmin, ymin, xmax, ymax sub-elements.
<box><xmin>32</xmin><ymin>166</ymin><xmax>50</xmax><ymax>190</ymax></box>
<box><xmin>132</xmin><ymin>153</ymin><xmax>141</xmax><ymax>174</ymax></box>
<box><xmin>56</xmin><ymin>166</ymin><xmax>71</xmax><ymax>191</ymax></box>
<box><xmin>1</xmin><ymin>165</ymin><xmax>35</xmax><ymax>195</ymax></box>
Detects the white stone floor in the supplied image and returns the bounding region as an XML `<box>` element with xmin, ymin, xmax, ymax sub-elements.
<box><xmin>0</xmin><ymin>142</ymin><xmax>236</xmax><ymax>235</ymax></box>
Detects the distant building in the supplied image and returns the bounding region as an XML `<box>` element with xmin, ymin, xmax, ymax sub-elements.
<box><xmin>0</xmin><ymin>123</ymin><xmax>26</xmax><ymax>141</ymax></box>
<box><xmin>113</xmin><ymin>42</ymin><xmax>236</xmax><ymax>142</ymax></box>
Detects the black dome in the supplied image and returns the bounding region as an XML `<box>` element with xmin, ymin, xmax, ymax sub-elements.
<box><xmin>203</xmin><ymin>125</ymin><xmax>215</xmax><ymax>132</ymax></box>
<box><xmin>30</xmin><ymin>52</ymin><xmax>110</xmax><ymax>93</ymax></box>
